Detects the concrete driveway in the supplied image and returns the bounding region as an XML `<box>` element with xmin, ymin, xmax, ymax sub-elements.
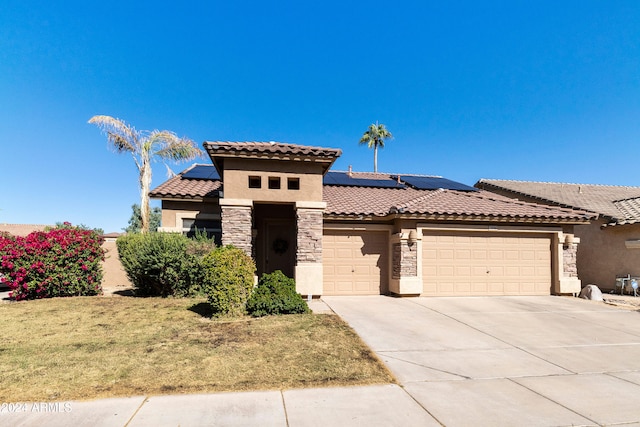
<box><xmin>323</xmin><ymin>296</ymin><xmax>640</xmax><ymax>426</ymax></box>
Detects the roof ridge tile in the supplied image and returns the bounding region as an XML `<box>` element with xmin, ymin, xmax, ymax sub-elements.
<box><xmin>479</xmin><ymin>178</ymin><xmax>640</xmax><ymax>190</ymax></box>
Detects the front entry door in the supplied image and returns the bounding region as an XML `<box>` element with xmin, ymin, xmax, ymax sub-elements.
<box><xmin>265</xmin><ymin>220</ymin><xmax>296</xmax><ymax>279</ymax></box>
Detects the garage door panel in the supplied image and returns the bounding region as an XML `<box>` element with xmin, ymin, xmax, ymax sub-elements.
<box><xmin>472</xmin><ymin>266</ymin><xmax>487</xmax><ymax>276</ymax></box>
<box><xmin>323</xmin><ymin>230</ymin><xmax>389</xmax><ymax>295</ymax></box>
<box><xmin>455</xmin><ymin>266</ymin><xmax>471</xmax><ymax>276</ymax></box>
<box><xmin>490</xmin><ymin>266</ymin><xmax>505</xmax><ymax>276</ymax></box>
<box><xmin>423</xmin><ymin>231</ymin><xmax>551</xmax><ymax>296</ymax></box>
<box><xmin>473</xmin><ymin>250</ymin><xmax>487</xmax><ymax>259</ymax></box>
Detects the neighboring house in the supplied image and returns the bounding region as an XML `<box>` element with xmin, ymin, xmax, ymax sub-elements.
<box><xmin>150</xmin><ymin>142</ymin><xmax>593</xmax><ymax>297</ymax></box>
<box><xmin>0</xmin><ymin>223</ymin><xmax>51</xmax><ymax>236</ymax></box>
<box><xmin>476</xmin><ymin>179</ymin><xmax>640</xmax><ymax>291</ymax></box>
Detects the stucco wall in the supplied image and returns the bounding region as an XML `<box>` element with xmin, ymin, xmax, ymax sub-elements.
<box><xmin>101</xmin><ymin>239</ymin><xmax>133</xmax><ymax>291</ymax></box>
<box><xmin>576</xmin><ymin>220</ymin><xmax>640</xmax><ymax>290</ymax></box>
<box><xmin>222</xmin><ymin>158</ymin><xmax>324</xmax><ymax>202</ymax></box>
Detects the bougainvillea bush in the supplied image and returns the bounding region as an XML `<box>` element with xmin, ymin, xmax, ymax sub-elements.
<box><xmin>0</xmin><ymin>223</ymin><xmax>105</xmax><ymax>300</ymax></box>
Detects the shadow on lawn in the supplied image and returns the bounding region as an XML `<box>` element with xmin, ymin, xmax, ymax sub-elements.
<box><xmin>112</xmin><ymin>289</ymin><xmax>137</xmax><ymax>297</ymax></box>
<box><xmin>189</xmin><ymin>302</ymin><xmax>214</xmax><ymax>318</ymax></box>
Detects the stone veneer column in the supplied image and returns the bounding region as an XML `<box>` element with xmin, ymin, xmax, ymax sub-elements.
<box><xmin>294</xmin><ymin>201</ymin><xmax>326</xmax><ymax>297</ymax></box>
<box><xmin>219</xmin><ymin>199</ymin><xmax>253</xmax><ymax>257</ymax></box>
<box><xmin>562</xmin><ymin>243</ymin><xmax>578</xmax><ymax>277</ymax></box>
<box><xmin>555</xmin><ymin>232</ymin><xmax>581</xmax><ymax>295</ymax></box>
<box><xmin>389</xmin><ymin>230</ymin><xmax>422</xmax><ymax>295</ymax></box>
<box><xmin>392</xmin><ymin>241</ymin><xmax>417</xmax><ymax>279</ymax></box>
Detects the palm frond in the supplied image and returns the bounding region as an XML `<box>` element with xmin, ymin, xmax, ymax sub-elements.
<box><xmin>164</xmin><ymin>163</ymin><xmax>177</xmax><ymax>179</ymax></box>
<box><xmin>151</xmin><ymin>130</ymin><xmax>203</xmax><ymax>162</ymax></box>
<box><xmin>88</xmin><ymin>115</ymin><xmax>138</xmax><ymax>153</ymax></box>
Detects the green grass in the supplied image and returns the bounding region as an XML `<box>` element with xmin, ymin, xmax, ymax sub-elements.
<box><xmin>0</xmin><ymin>296</ymin><xmax>394</xmax><ymax>401</ymax></box>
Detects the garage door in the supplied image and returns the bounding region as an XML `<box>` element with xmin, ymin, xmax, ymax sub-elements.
<box><xmin>422</xmin><ymin>231</ymin><xmax>551</xmax><ymax>296</ymax></box>
<box><xmin>323</xmin><ymin>230</ymin><xmax>389</xmax><ymax>295</ymax></box>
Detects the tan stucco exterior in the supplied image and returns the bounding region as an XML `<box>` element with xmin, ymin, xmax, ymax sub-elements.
<box><xmin>575</xmin><ymin>220</ymin><xmax>640</xmax><ymax>290</ymax></box>
<box><xmin>101</xmin><ymin>239</ymin><xmax>133</xmax><ymax>290</ymax></box>
<box><xmin>222</xmin><ymin>158</ymin><xmax>324</xmax><ymax>203</ymax></box>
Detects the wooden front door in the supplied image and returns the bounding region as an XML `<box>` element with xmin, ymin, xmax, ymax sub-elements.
<box><xmin>264</xmin><ymin>220</ymin><xmax>296</xmax><ymax>279</ymax></box>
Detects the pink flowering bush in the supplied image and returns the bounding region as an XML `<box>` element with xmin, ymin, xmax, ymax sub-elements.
<box><xmin>0</xmin><ymin>223</ymin><xmax>105</xmax><ymax>300</ymax></box>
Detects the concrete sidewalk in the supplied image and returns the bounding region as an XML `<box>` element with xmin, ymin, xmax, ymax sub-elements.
<box><xmin>0</xmin><ymin>384</ymin><xmax>438</xmax><ymax>426</ymax></box>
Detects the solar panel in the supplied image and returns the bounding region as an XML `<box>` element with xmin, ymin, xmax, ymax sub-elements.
<box><xmin>395</xmin><ymin>175</ymin><xmax>478</xmax><ymax>192</ymax></box>
<box><xmin>324</xmin><ymin>172</ymin><xmax>405</xmax><ymax>189</ymax></box>
<box><xmin>182</xmin><ymin>165</ymin><xmax>220</xmax><ymax>180</ymax></box>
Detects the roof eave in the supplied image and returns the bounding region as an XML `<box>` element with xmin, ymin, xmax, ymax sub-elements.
<box><xmin>324</xmin><ymin>211</ymin><xmax>592</xmax><ymax>225</ymax></box>
<box><xmin>204</xmin><ymin>142</ymin><xmax>341</xmax><ymax>176</ymax></box>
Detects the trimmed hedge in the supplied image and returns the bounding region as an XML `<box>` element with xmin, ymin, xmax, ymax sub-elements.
<box><xmin>0</xmin><ymin>223</ymin><xmax>105</xmax><ymax>300</ymax></box>
<box><xmin>246</xmin><ymin>270</ymin><xmax>310</xmax><ymax>317</ymax></box>
<box><xmin>117</xmin><ymin>232</ymin><xmax>215</xmax><ymax>297</ymax></box>
<box><xmin>201</xmin><ymin>246</ymin><xmax>255</xmax><ymax>316</ymax></box>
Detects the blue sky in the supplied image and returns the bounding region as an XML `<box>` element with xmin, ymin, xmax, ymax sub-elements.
<box><xmin>2</xmin><ymin>1</ymin><xmax>640</xmax><ymax>232</ymax></box>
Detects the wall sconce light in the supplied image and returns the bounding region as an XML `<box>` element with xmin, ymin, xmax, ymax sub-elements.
<box><xmin>564</xmin><ymin>234</ymin><xmax>574</xmax><ymax>245</ymax></box>
<box><xmin>408</xmin><ymin>230</ymin><xmax>418</xmax><ymax>245</ymax></box>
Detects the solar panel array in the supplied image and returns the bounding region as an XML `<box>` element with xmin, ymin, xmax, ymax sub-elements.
<box><xmin>182</xmin><ymin>165</ymin><xmax>220</xmax><ymax>180</ymax></box>
<box><xmin>179</xmin><ymin>166</ymin><xmax>475</xmax><ymax>191</ymax></box>
<box><xmin>394</xmin><ymin>175</ymin><xmax>478</xmax><ymax>192</ymax></box>
<box><xmin>323</xmin><ymin>172</ymin><xmax>405</xmax><ymax>188</ymax></box>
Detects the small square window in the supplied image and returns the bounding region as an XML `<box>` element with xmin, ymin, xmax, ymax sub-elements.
<box><xmin>287</xmin><ymin>177</ymin><xmax>300</xmax><ymax>190</ymax></box>
<box><xmin>268</xmin><ymin>176</ymin><xmax>281</xmax><ymax>189</ymax></box>
<box><xmin>248</xmin><ymin>176</ymin><xmax>261</xmax><ymax>188</ymax></box>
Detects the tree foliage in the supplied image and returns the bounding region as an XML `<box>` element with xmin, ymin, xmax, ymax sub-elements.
<box><xmin>359</xmin><ymin>121</ymin><xmax>393</xmax><ymax>173</ymax></box>
<box><xmin>124</xmin><ymin>204</ymin><xmax>162</xmax><ymax>233</ymax></box>
<box><xmin>88</xmin><ymin>115</ymin><xmax>202</xmax><ymax>233</ymax></box>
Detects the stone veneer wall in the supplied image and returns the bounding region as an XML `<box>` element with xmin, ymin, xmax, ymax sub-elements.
<box><xmin>296</xmin><ymin>208</ymin><xmax>323</xmax><ymax>263</ymax></box>
<box><xmin>563</xmin><ymin>243</ymin><xmax>578</xmax><ymax>278</ymax></box>
<box><xmin>221</xmin><ymin>206</ymin><xmax>253</xmax><ymax>256</ymax></box>
<box><xmin>392</xmin><ymin>241</ymin><xmax>417</xmax><ymax>279</ymax></box>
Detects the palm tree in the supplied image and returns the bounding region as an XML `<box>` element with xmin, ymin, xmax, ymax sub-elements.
<box><xmin>88</xmin><ymin>115</ymin><xmax>203</xmax><ymax>233</ymax></box>
<box><xmin>359</xmin><ymin>121</ymin><xmax>393</xmax><ymax>173</ymax></box>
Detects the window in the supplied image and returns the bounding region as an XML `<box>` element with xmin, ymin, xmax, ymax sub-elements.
<box><xmin>248</xmin><ymin>176</ymin><xmax>261</xmax><ymax>188</ymax></box>
<box><xmin>182</xmin><ymin>218</ymin><xmax>222</xmax><ymax>245</ymax></box>
<box><xmin>287</xmin><ymin>177</ymin><xmax>300</xmax><ymax>190</ymax></box>
<box><xmin>268</xmin><ymin>176</ymin><xmax>281</xmax><ymax>189</ymax></box>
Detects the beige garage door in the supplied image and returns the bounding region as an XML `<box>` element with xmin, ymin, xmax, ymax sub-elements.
<box><xmin>422</xmin><ymin>231</ymin><xmax>551</xmax><ymax>296</ymax></box>
<box><xmin>323</xmin><ymin>230</ymin><xmax>389</xmax><ymax>295</ymax></box>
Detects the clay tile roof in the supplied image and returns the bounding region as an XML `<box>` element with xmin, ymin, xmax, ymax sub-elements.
<box><xmin>612</xmin><ymin>197</ymin><xmax>640</xmax><ymax>225</ymax></box>
<box><xmin>149</xmin><ymin>164</ymin><xmax>222</xmax><ymax>199</ymax></box>
<box><xmin>203</xmin><ymin>141</ymin><xmax>342</xmax><ymax>158</ymax></box>
<box><xmin>476</xmin><ymin>179</ymin><xmax>640</xmax><ymax>225</ymax></box>
<box><xmin>323</xmin><ymin>184</ymin><xmax>592</xmax><ymax>222</ymax></box>
<box><xmin>323</xmin><ymin>185</ymin><xmax>426</xmax><ymax>216</ymax></box>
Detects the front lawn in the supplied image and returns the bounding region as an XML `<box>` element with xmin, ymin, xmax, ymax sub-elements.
<box><xmin>0</xmin><ymin>297</ymin><xmax>394</xmax><ymax>401</ymax></box>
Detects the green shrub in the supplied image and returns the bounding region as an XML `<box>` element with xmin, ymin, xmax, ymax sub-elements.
<box><xmin>117</xmin><ymin>232</ymin><xmax>214</xmax><ymax>297</ymax></box>
<box><xmin>246</xmin><ymin>270</ymin><xmax>310</xmax><ymax>317</ymax></box>
<box><xmin>201</xmin><ymin>246</ymin><xmax>255</xmax><ymax>316</ymax></box>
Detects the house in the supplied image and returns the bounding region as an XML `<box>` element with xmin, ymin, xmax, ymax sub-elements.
<box><xmin>149</xmin><ymin>142</ymin><xmax>593</xmax><ymax>297</ymax></box>
<box><xmin>0</xmin><ymin>224</ymin><xmax>51</xmax><ymax>236</ymax></box>
<box><xmin>476</xmin><ymin>179</ymin><xmax>640</xmax><ymax>292</ymax></box>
